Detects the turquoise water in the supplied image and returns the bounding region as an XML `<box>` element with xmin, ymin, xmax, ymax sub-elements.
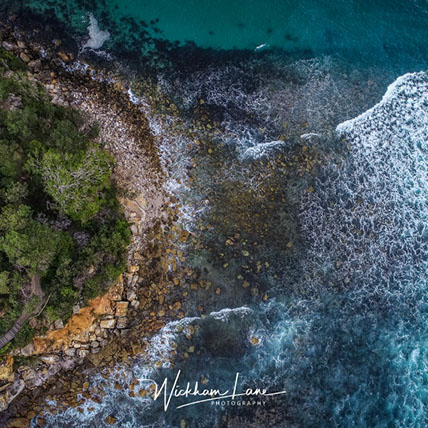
<box><xmin>6</xmin><ymin>0</ymin><xmax>428</xmax><ymax>67</ymax></box>
<box><xmin>103</xmin><ymin>0</ymin><xmax>428</xmax><ymax>53</ymax></box>
<box><xmin>3</xmin><ymin>1</ymin><xmax>428</xmax><ymax>427</ymax></box>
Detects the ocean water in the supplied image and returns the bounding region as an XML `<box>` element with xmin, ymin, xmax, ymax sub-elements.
<box><xmin>2</xmin><ymin>1</ymin><xmax>428</xmax><ymax>427</ymax></box>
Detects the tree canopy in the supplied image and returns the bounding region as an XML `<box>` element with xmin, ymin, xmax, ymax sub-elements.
<box><xmin>0</xmin><ymin>49</ymin><xmax>130</xmax><ymax>348</ymax></box>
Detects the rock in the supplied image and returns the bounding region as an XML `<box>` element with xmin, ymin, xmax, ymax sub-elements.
<box><xmin>0</xmin><ymin>389</ymin><xmax>10</xmax><ymax>412</ymax></box>
<box><xmin>54</xmin><ymin>319</ymin><xmax>64</xmax><ymax>330</ymax></box>
<box><xmin>2</xmin><ymin>41</ymin><xmax>15</xmax><ymax>51</ymax></box>
<box><xmin>36</xmin><ymin>417</ymin><xmax>46</xmax><ymax>426</ymax></box>
<box><xmin>64</xmin><ymin>348</ymin><xmax>76</xmax><ymax>357</ymax></box>
<box><xmin>100</xmin><ymin>319</ymin><xmax>116</xmax><ymax>329</ymax></box>
<box><xmin>109</xmin><ymin>276</ymin><xmax>124</xmax><ymax>301</ymax></box>
<box><xmin>128</xmin><ymin>265</ymin><xmax>139</xmax><ymax>273</ymax></box>
<box><xmin>53</xmin><ymin>39</ymin><xmax>62</xmax><ymax>47</ymax></box>
<box><xmin>130</xmin><ymin>300</ymin><xmax>140</xmax><ymax>309</ymax></box>
<box><xmin>116</xmin><ymin>317</ymin><xmax>128</xmax><ymax>329</ymax></box>
<box><xmin>90</xmin><ymin>341</ymin><xmax>99</xmax><ymax>348</ymax></box>
<box><xmin>19</xmin><ymin>52</ymin><xmax>30</xmax><ymax>63</ymax></box>
<box><xmin>19</xmin><ymin>367</ymin><xmax>36</xmax><ymax>382</ymax></box>
<box><xmin>0</xmin><ymin>355</ymin><xmax>14</xmax><ymax>383</ymax></box>
<box><xmin>105</xmin><ymin>415</ymin><xmax>116</xmax><ymax>425</ymax></box>
<box><xmin>27</xmin><ymin>59</ymin><xmax>41</xmax><ymax>71</ymax></box>
<box><xmin>251</xmin><ymin>337</ymin><xmax>260</xmax><ymax>345</ymax></box>
<box><xmin>77</xmin><ymin>349</ymin><xmax>89</xmax><ymax>358</ymax></box>
<box><xmin>17</xmin><ymin>41</ymin><xmax>26</xmax><ymax>49</ymax></box>
<box><xmin>40</xmin><ymin>355</ymin><xmax>59</xmax><ymax>365</ymax></box>
<box><xmin>115</xmin><ymin>301</ymin><xmax>129</xmax><ymax>317</ymax></box>
<box><xmin>179</xmin><ymin>230</ymin><xmax>190</xmax><ymax>243</ymax></box>
<box><xmin>57</xmin><ymin>51</ymin><xmax>70</xmax><ymax>62</ymax></box>
<box><xmin>0</xmin><ymin>380</ymin><xmax>24</xmax><ymax>412</ymax></box>
<box><xmin>126</xmin><ymin>290</ymin><xmax>137</xmax><ymax>301</ymax></box>
<box><xmin>72</xmin><ymin>305</ymin><xmax>80</xmax><ymax>314</ymax></box>
<box><xmin>7</xmin><ymin>417</ymin><xmax>29</xmax><ymax>428</ymax></box>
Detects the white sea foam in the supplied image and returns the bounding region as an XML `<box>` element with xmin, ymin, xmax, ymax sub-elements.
<box><xmin>298</xmin><ymin>71</ymin><xmax>428</xmax><ymax>303</ymax></box>
<box><xmin>336</xmin><ymin>72</ymin><xmax>428</xmax><ymax>136</ymax></box>
<box><xmin>242</xmin><ymin>140</ymin><xmax>286</xmax><ymax>160</ymax></box>
<box><xmin>83</xmin><ymin>13</ymin><xmax>110</xmax><ymax>50</ymax></box>
<box><xmin>255</xmin><ymin>43</ymin><xmax>269</xmax><ymax>51</ymax></box>
<box><xmin>300</xmin><ymin>132</ymin><xmax>321</xmax><ymax>140</ymax></box>
<box><xmin>209</xmin><ymin>306</ymin><xmax>253</xmax><ymax>321</ymax></box>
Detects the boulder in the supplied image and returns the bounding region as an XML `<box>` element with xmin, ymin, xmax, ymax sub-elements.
<box><xmin>100</xmin><ymin>319</ymin><xmax>116</xmax><ymax>329</ymax></box>
<box><xmin>126</xmin><ymin>290</ymin><xmax>137</xmax><ymax>301</ymax></box>
<box><xmin>116</xmin><ymin>317</ymin><xmax>128</xmax><ymax>329</ymax></box>
<box><xmin>20</xmin><ymin>342</ymin><xmax>34</xmax><ymax>357</ymax></box>
<box><xmin>0</xmin><ymin>355</ymin><xmax>14</xmax><ymax>383</ymax></box>
<box><xmin>0</xmin><ymin>380</ymin><xmax>24</xmax><ymax>412</ymax></box>
<box><xmin>54</xmin><ymin>319</ymin><xmax>64</xmax><ymax>330</ymax></box>
<box><xmin>27</xmin><ymin>59</ymin><xmax>41</xmax><ymax>71</ymax></box>
<box><xmin>115</xmin><ymin>301</ymin><xmax>129</xmax><ymax>317</ymax></box>
<box><xmin>7</xmin><ymin>417</ymin><xmax>29</xmax><ymax>428</ymax></box>
<box><xmin>64</xmin><ymin>348</ymin><xmax>76</xmax><ymax>357</ymax></box>
<box><xmin>105</xmin><ymin>415</ymin><xmax>116</xmax><ymax>425</ymax></box>
<box><xmin>77</xmin><ymin>349</ymin><xmax>89</xmax><ymax>358</ymax></box>
<box><xmin>19</xmin><ymin>52</ymin><xmax>30</xmax><ymax>63</ymax></box>
<box><xmin>1</xmin><ymin>41</ymin><xmax>15</xmax><ymax>51</ymax></box>
<box><xmin>40</xmin><ymin>355</ymin><xmax>59</xmax><ymax>365</ymax></box>
<box><xmin>0</xmin><ymin>389</ymin><xmax>10</xmax><ymax>412</ymax></box>
<box><xmin>109</xmin><ymin>276</ymin><xmax>123</xmax><ymax>301</ymax></box>
<box><xmin>57</xmin><ymin>51</ymin><xmax>70</xmax><ymax>63</ymax></box>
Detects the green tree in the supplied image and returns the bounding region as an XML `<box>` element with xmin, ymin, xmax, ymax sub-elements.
<box><xmin>0</xmin><ymin>220</ymin><xmax>71</xmax><ymax>275</ymax></box>
<box><xmin>0</xmin><ymin>204</ymin><xmax>31</xmax><ymax>232</ymax></box>
<box><xmin>39</xmin><ymin>145</ymin><xmax>112</xmax><ymax>223</ymax></box>
<box><xmin>0</xmin><ymin>271</ymin><xmax>9</xmax><ymax>295</ymax></box>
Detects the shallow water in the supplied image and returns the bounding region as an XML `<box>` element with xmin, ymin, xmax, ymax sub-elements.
<box><xmin>3</xmin><ymin>1</ymin><xmax>428</xmax><ymax>427</ymax></box>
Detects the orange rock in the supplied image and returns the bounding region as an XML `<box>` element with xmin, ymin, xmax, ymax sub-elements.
<box><xmin>32</xmin><ymin>287</ymin><xmax>115</xmax><ymax>354</ymax></box>
<box><xmin>105</xmin><ymin>415</ymin><xmax>116</xmax><ymax>425</ymax></box>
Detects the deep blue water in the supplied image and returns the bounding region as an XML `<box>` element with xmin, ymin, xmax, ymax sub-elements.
<box><xmin>3</xmin><ymin>1</ymin><xmax>428</xmax><ymax>427</ymax></box>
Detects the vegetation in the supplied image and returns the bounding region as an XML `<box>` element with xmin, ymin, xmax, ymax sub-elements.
<box><xmin>0</xmin><ymin>49</ymin><xmax>130</xmax><ymax>348</ymax></box>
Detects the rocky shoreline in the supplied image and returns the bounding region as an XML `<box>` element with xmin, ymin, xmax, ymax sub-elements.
<box><xmin>0</xmin><ymin>18</ymin><xmax>191</xmax><ymax>427</ymax></box>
